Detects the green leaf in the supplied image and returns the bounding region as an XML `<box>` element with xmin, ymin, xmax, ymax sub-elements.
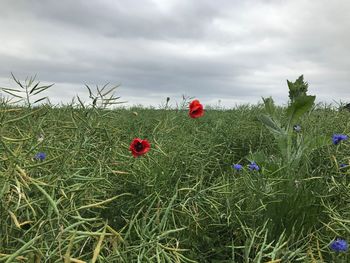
<box><xmin>1</xmin><ymin>87</ymin><xmax>22</xmax><ymax>93</ymax></box>
<box><xmin>286</xmin><ymin>95</ymin><xmax>315</xmax><ymax>128</ymax></box>
<box><xmin>262</xmin><ymin>97</ymin><xmax>275</xmax><ymax>116</ymax></box>
<box><xmin>288</xmin><ymin>75</ymin><xmax>308</xmax><ymax>102</ymax></box>
<box><xmin>1</xmin><ymin>89</ymin><xmax>23</xmax><ymax>99</ymax></box>
<box><xmin>32</xmin><ymin>84</ymin><xmax>54</xmax><ymax>95</ymax></box>
<box><xmin>102</xmin><ymin>85</ymin><xmax>119</xmax><ymax>97</ymax></box>
<box><xmin>76</xmin><ymin>95</ymin><xmax>85</xmax><ymax>109</ymax></box>
<box><xmin>11</xmin><ymin>72</ymin><xmax>25</xmax><ymax>89</ymax></box>
<box><xmin>85</xmin><ymin>84</ymin><xmax>93</xmax><ymax>98</ymax></box>
<box><xmin>258</xmin><ymin>114</ymin><xmax>284</xmax><ymax>136</ymax></box>
<box><xmin>29</xmin><ymin>81</ymin><xmax>40</xmax><ymax>94</ymax></box>
<box><xmin>34</xmin><ymin>97</ymin><xmax>47</xmax><ymax>104</ymax></box>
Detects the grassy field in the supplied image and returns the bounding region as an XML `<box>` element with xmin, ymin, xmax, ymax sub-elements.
<box><xmin>0</xmin><ymin>73</ymin><xmax>349</xmax><ymax>262</ymax></box>
<box><xmin>0</xmin><ymin>98</ymin><xmax>349</xmax><ymax>262</ymax></box>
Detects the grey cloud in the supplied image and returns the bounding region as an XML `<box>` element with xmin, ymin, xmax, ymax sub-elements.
<box><xmin>0</xmin><ymin>0</ymin><xmax>349</xmax><ymax>107</ymax></box>
<box><xmin>2</xmin><ymin>0</ymin><xmax>224</xmax><ymax>40</ymax></box>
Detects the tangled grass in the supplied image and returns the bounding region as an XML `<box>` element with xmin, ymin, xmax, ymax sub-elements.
<box><xmin>0</xmin><ymin>99</ymin><xmax>349</xmax><ymax>262</ymax></box>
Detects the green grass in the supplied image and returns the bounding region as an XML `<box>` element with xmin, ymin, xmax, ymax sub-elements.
<box><xmin>0</xmin><ymin>102</ymin><xmax>350</xmax><ymax>262</ymax></box>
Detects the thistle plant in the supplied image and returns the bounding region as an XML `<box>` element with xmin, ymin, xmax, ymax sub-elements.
<box><xmin>257</xmin><ymin>75</ymin><xmax>324</xmax><ymax>170</ymax></box>
<box><xmin>253</xmin><ymin>75</ymin><xmax>330</xmax><ymax>237</ymax></box>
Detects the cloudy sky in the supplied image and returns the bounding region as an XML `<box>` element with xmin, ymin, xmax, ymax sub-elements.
<box><xmin>0</xmin><ymin>0</ymin><xmax>349</xmax><ymax>107</ymax></box>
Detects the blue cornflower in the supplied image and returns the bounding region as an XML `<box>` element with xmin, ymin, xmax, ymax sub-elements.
<box><xmin>293</xmin><ymin>124</ymin><xmax>302</xmax><ymax>132</ymax></box>
<box><xmin>34</xmin><ymin>152</ymin><xmax>46</xmax><ymax>161</ymax></box>
<box><xmin>340</xmin><ymin>163</ymin><xmax>348</xmax><ymax>168</ymax></box>
<box><xmin>232</xmin><ymin>164</ymin><xmax>243</xmax><ymax>171</ymax></box>
<box><xmin>330</xmin><ymin>238</ymin><xmax>348</xmax><ymax>252</ymax></box>
<box><xmin>248</xmin><ymin>162</ymin><xmax>260</xmax><ymax>171</ymax></box>
<box><xmin>332</xmin><ymin>134</ymin><xmax>348</xmax><ymax>145</ymax></box>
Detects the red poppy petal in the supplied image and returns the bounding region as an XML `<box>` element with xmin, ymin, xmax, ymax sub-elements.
<box><xmin>189</xmin><ymin>105</ymin><xmax>204</xmax><ymax>118</ymax></box>
<box><xmin>129</xmin><ymin>138</ymin><xmax>151</xmax><ymax>157</ymax></box>
<box><xmin>189</xmin><ymin>100</ymin><xmax>201</xmax><ymax>108</ymax></box>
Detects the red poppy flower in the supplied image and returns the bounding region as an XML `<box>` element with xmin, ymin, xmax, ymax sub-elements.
<box><xmin>129</xmin><ymin>138</ymin><xmax>151</xmax><ymax>157</ymax></box>
<box><xmin>189</xmin><ymin>100</ymin><xmax>204</xmax><ymax>118</ymax></box>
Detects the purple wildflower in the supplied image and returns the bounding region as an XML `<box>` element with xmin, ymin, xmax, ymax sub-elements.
<box><xmin>232</xmin><ymin>164</ymin><xmax>243</xmax><ymax>171</ymax></box>
<box><xmin>332</xmin><ymin>134</ymin><xmax>348</xmax><ymax>145</ymax></box>
<box><xmin>248</xmin><ymin>162</ymin><xmax>260</xmax><ymax>171</ymax></box>
<box><xmin>34</xmin><ymin>152</ymin><xmax>46</xmax><ymax>161</ymax></box>
<box><xmin>330</xmin><ymin>238</ymin><xmax>348</xmax><ymax>252</ymax></box>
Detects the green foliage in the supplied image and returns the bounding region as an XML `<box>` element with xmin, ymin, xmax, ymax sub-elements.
<box><xmin>262</xmin><ymin>96</ymin><xmax>276</xmax><ymax>117</ymax></box>
<box><xmin>287</xmin><ymin>74</ymin><xmax>309</xmax><ymax>103</ymax></box>
<box><xmin>0</xmin><ymin>75</ymin><xmax>350</xmax><ymax>262</ymax></box>
<box><xmin>77</xmin><ymin>83</ymin><xmax>126</xmax><ymax>109</ymax></box>
<box><xmin>0</xmin><ymin>73</ymin><xmax>54</xmax><ymax>107</ymax></box>
<box><xmin>258</xmin><ymin>113</ymin><xmax>284</xmax><ymax>136</ymax></box>
<box><xmin>286</xmin><ymin>95</ymin><xmax>316</xmax><ymax>129</ymax></box>
<box><xmin>259</xmin><ymin>76</ymin><xmax>317</xmax><ymax>166</ymax></box>
<box><xmin>255</xmin><ymin>76</ymin><xmax>341</xmax><ymax>248</ymax></box>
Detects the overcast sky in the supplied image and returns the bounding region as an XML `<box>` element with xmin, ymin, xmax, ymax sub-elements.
<box><xmin>0</xmin><ymin>0</ymin><xmax>349</xmax><ymax>107</ymax></box>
